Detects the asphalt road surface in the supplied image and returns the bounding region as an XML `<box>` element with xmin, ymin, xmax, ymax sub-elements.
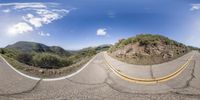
<box><xmin>0</xmin><ymin>51</ymin><xmax>200</xmax><ymax>100</ymax></box>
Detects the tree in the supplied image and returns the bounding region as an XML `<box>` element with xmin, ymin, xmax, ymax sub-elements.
<box><xmin>0</xmin><ymin>49</ymin><xmax>5</xmax><ymax>54</ymax></box>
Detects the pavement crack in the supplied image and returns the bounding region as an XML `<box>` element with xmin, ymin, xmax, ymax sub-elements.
<box><xmin>104</xmin><ymin>71</ymin><xmax>140</xmax><ymax>95</ymax></box>
<box><xmin>177</xmin><ymin>60</ymin><xmax>196</xmax><ymax>89</ymax></box>
<box><xmin>102</xmin><ymin>59</ymin><xmax>151</xmax><ymax>95</ymax></box>
<box><xmin>66</xmin><ymin>62</ymin><xmax>109</xmax><ymax>86</ymax></box>
<box><xmin>150</xmin><ymin>65</ymin><xmax>155</xmax><ymax>79</ymax></box>
<box><xmin>66</xmin><ymin>78</ymin><xmax>105</xmax><ymax>86</ymax></box>
<box><xmin>0</xmin><ymin>79</ymin><xmax>42</xmax><ymax>97</ymax></box>
<box><xmin>170</xmin><ymin>91</ymin><xmax>200</xmax><ymax>98</ymax></box>
<box><xmin>103</xmin><ymin>57</ymin><xmax>200</xmax><ymax>98</ymax></box>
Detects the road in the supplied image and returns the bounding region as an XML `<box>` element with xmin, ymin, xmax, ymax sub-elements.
<box><xmin>0</xmin><ymin>51</ymin><xmax>200</xmax><ymax>100</ymax></box>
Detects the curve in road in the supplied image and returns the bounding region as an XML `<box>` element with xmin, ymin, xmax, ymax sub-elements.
<box><xmin>104</xmin><ymin>52</ymin><xmax>194</xmax><ymax>84</ymax></box>
<box><xmin>0</xmin><ymin>51</ymin><xmax>200</xmax><ymax>99</ymax></box>
<box><xmin>0</xmin><ymin>54</ymin><xmax>97</xmax><ymax>81</ymax></box>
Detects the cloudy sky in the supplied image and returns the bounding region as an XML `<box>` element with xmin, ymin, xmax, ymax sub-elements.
<box><xmin>0</xmin><ymin>0</ymin><xmax>200</xmax><ymax>50</ymax></box>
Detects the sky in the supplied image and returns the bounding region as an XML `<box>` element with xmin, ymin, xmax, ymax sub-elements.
<box><xmin>0</xmin><ymin>0</ymin><xmax>200</xmax><ymax>50</ymax></box>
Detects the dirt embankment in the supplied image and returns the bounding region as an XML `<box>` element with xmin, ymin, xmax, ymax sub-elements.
<box><xmin>108</xmin><ymin>34</ymin><xmax>190</xmax><ymax>65</ymax></box>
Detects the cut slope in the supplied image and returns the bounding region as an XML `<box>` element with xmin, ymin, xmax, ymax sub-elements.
<box><xmin>108</xmin><ymin>34</ymin><xmax>190</xmax><ymax>65</ymax></box>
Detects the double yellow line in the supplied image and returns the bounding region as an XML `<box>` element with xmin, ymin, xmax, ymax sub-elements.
<box><xmin>104</xmin><ymin>53</ymin><xmax>194</xmax><ymax>84</ymax></box>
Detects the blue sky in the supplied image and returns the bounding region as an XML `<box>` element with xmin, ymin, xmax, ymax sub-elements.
<box><xmin>0</xmin><ymin>0</ymin><xmax>200</xmax><ymax>50</ymax></box>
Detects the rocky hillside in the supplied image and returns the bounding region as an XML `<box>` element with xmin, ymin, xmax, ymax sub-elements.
<box><xmin>108</xmin><ymin>34</ymin><xmax>190</xmax><ymax>65</ymax></box>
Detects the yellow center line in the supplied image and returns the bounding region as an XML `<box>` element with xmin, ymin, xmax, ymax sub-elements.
<box><xmin>103</xmin><ymin>53</ymin><xmax>194</xmax><ymax>84</ymax></box>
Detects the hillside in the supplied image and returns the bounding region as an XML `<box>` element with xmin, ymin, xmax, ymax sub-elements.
<box><xmin>108</xmin><ymin>34</ymin><xmax>190</xmax><ymax>65</ymax></box>
<box><xmin>1</xmin><ymin>41</ymin><xmax>110</xmax><ymax>69</ymax></box>
<box><xmin>0</xmin><ymin>41</ymin><xmax>110</xmax><ymax>77</ymax></box>
<box><xmin>6</xmin><ymin>41</ymin><xmax>71</xmax><ymax>56</ymax></box>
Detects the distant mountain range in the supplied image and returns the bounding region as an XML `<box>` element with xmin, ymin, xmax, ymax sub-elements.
<box><xmin>5</xmin><ymin>41</ymin><xmax>112</xmax><ymax>55</ymax></box>
<box><xmin>5</xmin><ymin>41</ymin><xmax>71</xmax><ymax>56</ymax></box>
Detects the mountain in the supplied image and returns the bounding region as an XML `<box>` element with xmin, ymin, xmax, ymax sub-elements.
<box><xmin>70</xmin><ymin>44</ymin><xmax>112</xmax><ymax>53</ymax></box>
<box><xmin>1</xmin><ymin>41</ymin><xmax>110</xmax><ymax>69</ymax></box>
<box><xmin>5</xmin><ymin>41</ymin><xmax>71</xmax><ymax>56</ymax></box>
<box><xmin>94</xmin><ymin>44</ymin><xmax>112</xmax><ymax>52</ymax></box>
<box><xmin>108</xmin><ymin>34</ymin><xmax>190</xmax><ymax>65</ymax></box>
<box><xmin>50</xmin><ymin>46</ymin><xmax>69</xmax><ymax>55</ymax></box>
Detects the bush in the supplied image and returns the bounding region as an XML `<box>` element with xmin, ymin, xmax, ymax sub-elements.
<box><xmin>2</xmin><ymin>47</ymin><xmax>97</xmax><ymax>69</ymax></box>
<box><xmin>81</xmin><ymin>49</ymin><xmax>96</xmax><ymax>57</ymax></box>
<box><xmin>0</xmin><ymin>49</ymin><xmax>5</xmax><ymax>54</ymax></box>
<box><xmin>32</xmin><ymin>53</ymin><xmax>72</xmax><ymax>69</ymax></box>
<box><xmin>2</xmin><ymin>49</ymin><xmax>20</xmax><ymax>59</ymax></box>
<box><xmin>17</xmin><ymin>53</ymin><xmax>33</xmax><ymax>65</ymax></box>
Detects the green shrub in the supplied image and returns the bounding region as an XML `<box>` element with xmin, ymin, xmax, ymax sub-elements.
<box><xmin>2</xmin><ymin>49</ymin><xmax>20</xmax><ymax>59</ymax></box>
<box><xmin>17</xmin><ymin>53</ymin><xmax>33</xmax><ymax>65</ymax></box>
<box><xmin>32</xmin><ymin>53</ymin><xmax>72</xmax><ymax>69</ymax></box>
<box><xmin>2</xmin><ymin>46</ymin><xmax>98</xmax><ymax>69</ymax></box>
<box><xmin>0</xmin><ymin>49</ymin><xmax>5</xmax><ymax>54</ymax></box>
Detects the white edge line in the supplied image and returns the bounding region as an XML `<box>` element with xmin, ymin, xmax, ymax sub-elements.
<box><xmin>0</xmin><ymin>55</ymin><xmax>40</xmax><ymax>81</ymax></box>
<box><xmin>43</xmin><ymin>54</ymin><xmax>97</xmax><ymax>81</ymax></box>
<box><xmin>0</xmin><ymin>54</ymin><xmax>97</xmax><ymax>82</ymax></box>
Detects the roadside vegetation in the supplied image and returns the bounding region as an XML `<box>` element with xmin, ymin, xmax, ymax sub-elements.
<box><xmin>0</xmin><ymin>48</ymin><xmax>73</xmax><ymax>69</ymax></box>
<box><xmin>0</xmin><ymin>42</ymin><xmax>110</xmax><ymax>78</ymax></box>
<box><xmin>109</xmin><ymin>34</ymin><xmax>191</xmax><ymax>65</ymax></box>
<box><xmin>109</xmin><ymin>34</ymin><xmax>184</xmax><ymax>52</ymax></box>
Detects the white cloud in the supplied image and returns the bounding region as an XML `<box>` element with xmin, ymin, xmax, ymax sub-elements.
<box><xmin>2</xmin><ymin>9</ymin><xmax>10</xmax><ymax>13</ymax></box>
<box><xmin>0</xmin><ymin>2</ymin><xmax>71</xmax><ymax>35</ymax></box>
<box><xmin>97</xmin><ymin>28</ymin><xmax>107</xmax><ymax>36</ymax></box>
<box><xmin>52</xmin><ymin>9</ymin><xmax>70</xmax><ymax>13</ymax></box>
<box><xmin>21</xmin><ymin>6</ymin><xmax>69</xmax><ymax>28</ymax></box>
<box><xmin>35</xmin><ymin>9</ymin><xmax>60</xmax><ymax>23</ymax></box>
<box><xmin>190</xmin><ymin>4</ymin><xmax>200</xmax><ymax>11</ymax></box>
<box><xmin>8</xmin><ymin>22</ymin><xmax>33</xmax><ymax>35</ymax></box>
<box><xmin>23</xmin><ymin>14</ymin><xmax>43</xmax><ymax>27</ymax></box>
<box><xmin>38</xmin><ymin>31</ymin><xmax>50</xmax><ymax>37</ymax></box>
<box><xmin>0</xmin><ymin>3</ymin><xmax>47</xmax><ymax>9</ymax></box>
